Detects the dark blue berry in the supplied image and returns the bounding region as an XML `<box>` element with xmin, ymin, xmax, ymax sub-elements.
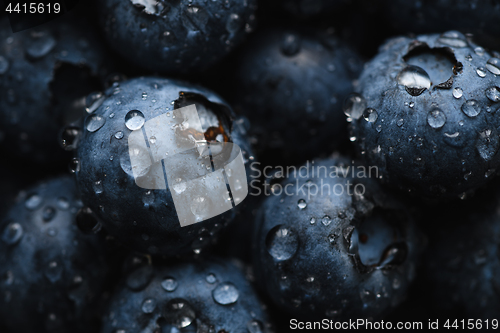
<box><xmin>349</xmin><ymin>32</ymin><xmax>500</xmax><ymax>201</ymax></box>
<box><xmin>0</xmin><ymin>176</ymin><xmax>109</xmax><ymax>333</ymax></box>
<box><xmin>74</xmin><ymin>77</ymin><xmax>254</xmax><ymax>256</ymax></box>
<box><xmin>0</xmin><ymin>15</ymin><xmax>112</xmax><ymax>164</ymax></box>
<box><xmin>252</xmin><ymin>156</ymin><xmax>423</xmax><ymax>320</ymax></box>
<box><xmin>98</xmin><ymin>0</ymin><xmax>257</xmax><ymax>74</ymax></box>
<box><xmin>101</xmin><ymin>257</ymin><xmax>271</xmax><ymax>333</ymax></box>
<box><xmin>233</xmin><ymin>28</ymin><xmax>362</xmax><ymax>165</ymax></box>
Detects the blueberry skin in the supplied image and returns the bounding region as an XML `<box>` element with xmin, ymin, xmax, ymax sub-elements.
<box><xmin>233</xmin><ymin>29</ymin><xmax>362</xmax><ymax>165</ymax></box>
<box><xmin>99</xmin><ymin>0</ymin><xmax>257</xmax><ymax>74</ymax></box>
<box><xmin>349</xmin><ymin>32</ymin><xmax>500</xmax><ymax>201</ymax></box>
<box><xmin>425</xmin><ymin>188</ymin><xmax>500</xmax><ymax>319</ymax></box>
<box><xmin>75</xmin><ymin>77</ymin><xmax>254</xmax><ymax>256</ymax></box>
<box><xmin>101</xmin><ymin>257</ymin><xmax>270</xmax><ymax>333</ymax></box>
<box><xmin>0</xmin><ymin>176</ymin><xmax>108</xmax><ymax>333</ymax></box>
<box><xmin>252</xmin><ymin>156</ymin><xmax>423</xmax><ymax>320</ymax></box>
<box><xmin>385</xmin><ymin>0</ymin><xmax>500</xmax><ymax>51</ymax></box>
<box><xmin>0</xmin><ymin>16</ymin><xmax>111</xmax><ymax>164</ymax></box>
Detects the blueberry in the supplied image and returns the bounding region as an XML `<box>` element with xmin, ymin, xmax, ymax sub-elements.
<box><xmin>233</xmin><ymin>28</ymin><xmax>362</xmax><ymax>165</ymax></box>
<box><xmin>424</xmin><ymin>188</ymin><xmax>500</xmax><ymax>319</ymax></box>
<box><xmin>101</xmin><ymin>257</ymin><xmax>271</xmax><ymax>333</ymax></box>
<box><xmin>0</xmin><ymin>15</ymin><xmax>112</xmax><ymax>164</ymax></box>
<box><xmin>252</xmin><ymin>156</ymin><xmax>423</xmax><ymax>319</ymax></box>
<box><xmin>0</xmin><ymin>176</ymin><xmax>109</xmax><ymax>333</ymax></box>
<box><xmin>74</xmin><ymin>77</ymin><xmax>254</xmax><ymax>256</ymax></box>
<box><xmin>98</xmin><ymin>0</ymin><xmax>257</xmax><ymax>74</ymax></box>
<box><xmin>349</xmin><ymin>32</ymin><xmax>500</xmax><ymax>201</ymax></box>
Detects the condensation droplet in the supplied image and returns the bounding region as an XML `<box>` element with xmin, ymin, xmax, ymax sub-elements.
<box><xmin>25</xmin><ymin>193</ymin><xmax>43</xmax><ymax>210</ymax></box>
<box><xmin>485</xmin><ymin>87</ymin><xmax>500</xmax><ymax>103</ymax></box>
<box><xmin>212</xmin><ymin>282</ymin><xmax>239</xmax><ymax>305</ymax></box>
<box><xmin>161</xmin><ymin>277</ymin><xmax>178</xmax><ymax>292</ymax></box>
<box><xmin>476</xmin><ymin>128</ymin><xmax>500</xmax><ymax>161</ymax></box>
<box><xmin>461</xmin><ymin>100</ymin><xmax>482</xmax><ymax>117</ymax></box>
<box><xmin>1</xmin><ymin>223</ymin><xmax>23</xmax><ymax>245</ymax></box>
<box><xmin>486</xmin><ymin>58</ymin><xmax>500</xmax><ymax>75</ymax></box>
<box><xmin>427</xmin><ymin>109</ymin><xmax>446</xmax><ymax>129</ymax></box>
<box><xmin>265</xmin><ymin>225</ymin><xmax>299</xmax><ymax>261</ymax></box>
<box><xmin>453</xmin><ymin>87</ymin><xmax>463</xmax><ymax>99</ymax></box>
<box><xmin>437</xmin><ymin>31</ymin><xmax>468</xmax><ymax>48</ymax></box>
<box><xmin>141</xmin><ymin>298</ymin><xmax>157</xmax><ymax>313</ymax></box>
<box><xmin>397</xmin><ymin>65</ymin><xmax>431</xmax><ymax>96</ymax></box>
<box><xmin>362</xmin><ymin>108</ymin><xmax>378</xmax><ymax>123</ymax></box>
<box><xmin>297</xmin><ymin>199</ymin><xmax>307</xmax><ymax>210</ymax></box>
<box><xmin>476</xmin><ymin>67</ymin><xmax>487</xmax><ymax>78</ymax></box>
<box><xmin>85</xmin><ymin>114</ymin><xmax>106</xmax><ymax>132</ymax></box>
<box><xmin>125</xmin><ymin>110</ymin><xmax>145</xmax><ymax>130</ymax></box>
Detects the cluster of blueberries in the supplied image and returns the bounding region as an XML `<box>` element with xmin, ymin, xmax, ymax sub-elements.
<box><xmin>1</xmin><ymin>0</ymin><xmax>500</xmax><ymax>332</ymax></box>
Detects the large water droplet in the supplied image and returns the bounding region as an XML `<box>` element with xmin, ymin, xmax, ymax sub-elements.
<box><xmin>141</xmin><ymin>298</ymin><xmax>157</xmax><ymax>313</ymax></box>
<box><xmin>85</xmin><ymin>114</ymin><xmax>106</xmax><ymax>132</ymax></box>
<box><xmin>453</xmin><ymin>87</ymin><xmax>463</xmax><ymax>99</ymax></box>
<box><xmin>476</xmin><ymin>67</ymin><xmax>487</xmax><ymax>77</ymax></box>
<box><xmin>476</xmin><ymin>128</ymin><xmax>499</xmax><ymax>161</ymax></box>
<box><xmin>1</xmin><ymin>223</ymin><xmax>23</xmax><ymax>245</ymax></box>
<box><xmin>427</xmin><ymin>109</ymin><xmax>446</xmax><ymax>129</ymax></box>
<box><xmin>126</xmin><ymin>266</ymin><xmax>154</xmax><ymax>291</ymax></box>
<box><xmin>163</xmin><ymin>299</ymin><xmax>196</xmax><ymax>328</ymax></box>
<box><xmin>125</xmin><ymin>110</ymin><xmax>145</xmax><ymax>130</ymax></box>
<box><xmin>397</xmin><ymin>65</ymin><xmax>431</xmax><ymax>96</ymax></box>
<box><xmin>44</xmin><ymin>260</ymin><xmax>63</xmax><ymax>283</ymax></box>
<box><xmin>265</xmin><ymin>225</ymin><xmax>299</xmax><ymax>261</ymax></box>
<box><xmin>486</xmin><ymin>86</ymin><xmax>500</xmax><ymax>103</ymax></box>
<box><xmin>281</xmin><ymin>33</ymin><xmax>300</xmax><ymax>56</ymax></box>
<box><xmin>486</xmin><ymin>58</ymin><xmax>500</xmax><ymax>75</ymax></box>
<box><xmin>25</xmin><ymin>193</ymin><xmax>43</xmax><ymax>210</ymax></box>
<box><xmin>362</xmin><ymin>108</ymin><xmax>378</xmax><ymax>123</ymax></box>
<box><xmin>26</xmin><ymin>32</ymin><xmax>56</xmax><ymax>59</ymax></box>
<box><xmin>461</xmin><ymin>100</ymin><xmax>482</xmax><ymax>117</ymax></box>
<box><xmin>0</xmin><ymin>56</ymin><xmax>9</xmax><ymax>75</ymax></box>
<box><xmin>343</xmin><ymin>93</ymin><xmax>366</xmax><ymax>120</ymax></box>
<box><xmin>161</xmin><ymin>277</ymin><xmax>178</xmax><ymax>292</ymax></box>
<box><xmin>212</xmin><ymin>282</ymin><xmax>239</xmax><ymax>305</ymax></box>
<box><xmin>437</xmin><ymin>31</ymin><xmax>468</xmax><ymax>48</ymax></box>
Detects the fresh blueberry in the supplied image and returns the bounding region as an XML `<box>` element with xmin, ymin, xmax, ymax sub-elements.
<box><xmin>424</xmin><ymin>188</ymin><xmax>500</xmax><ymax>319</ymax></box>
<box><xmin>0</xmin><ymin>176</ymin><xmax>109</xmax><ymax>333</ymax></box>
<box><xmin>349</xmin><ymin>32</ymin><xmax>500</xmax><ymax>201</ymax></box>
<box><xmin>252</xmin><ymin>156</ymin><xmax>423</xmax><ymax>320</ymax></box>
<box><xmin>98</xmin><ymin>0</ymin><xmax>257</xmax><ymax>74</ymax></box>
<box><xmin>101</xmin><ymin>257</ymin><xmax>271</xmax><ymax>333</ymax></box>
<box><xmin>0</xmin><ymin>15</ymin><xmax>112</xmax><ymax>164</ymax></box>
<box><xmin>74</xmin><ymin>76</ymin><xmax>254</xmax><ymax>256</ymax></box>
<box><xmin>233</xmin><ymin>28</ymin><xmax>362</xmax><ymax>165</ymax></box>
<box><xmin>385</xmin><ymin>0</ymin><xmax>500</xmax><ymax>51</ymax></box>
